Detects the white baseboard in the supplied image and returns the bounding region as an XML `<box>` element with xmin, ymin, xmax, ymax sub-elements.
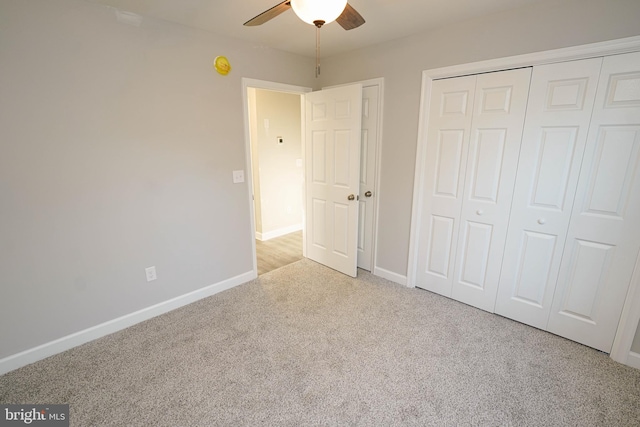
<box><xmin>373</xmin><ymin>266</ymin><xmax>408</xmax><ymax>287</ymax></box>
<box><xmin>0</xmin><ymin>270</ymin><xmax>256</xmax><ymax>376</ymax></box>
<box><xmin>627</xmin><ymin>352</ymin><xmax>640</xmax><ymax>370</ymax></box>
<box><xmin>256</xmin><ymin>224</ymin><xmax>302</xmax><ymax>241</ymax></box>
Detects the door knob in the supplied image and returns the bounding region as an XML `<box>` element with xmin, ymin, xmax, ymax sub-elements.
<box><xmin>347</xmin><ymin>194</ymin><xmax>355</xmax><ymax>201</ymax></box>
<box><xmin>365</xmin><ymin>191</ymin><xmax>372</xmax><ymax>197</ymax></box>
<box><xmin>537</xmin><ymin>218</ymin><xmax>546</xmax><ymax>225</ymax></box>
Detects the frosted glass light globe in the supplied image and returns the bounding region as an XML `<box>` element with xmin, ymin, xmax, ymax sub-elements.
<box><xmin>290</xmin><ymin>0</ymin><xmax>348</xmax><ymax>26</ymax></box>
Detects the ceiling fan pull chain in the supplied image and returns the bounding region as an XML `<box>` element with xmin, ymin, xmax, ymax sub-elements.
<box><xmin>315</xmin><ymin>25</ymin><xmax>320</xmax><ymax>78</ymax></box>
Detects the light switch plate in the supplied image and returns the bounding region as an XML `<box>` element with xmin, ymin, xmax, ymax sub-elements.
<box><xmin>145</xmin><ymin>266</ymin><xmax>157</xmax><ymax>282</ymax></box>
<box><xmin>232</xmin><ymin>170</ymin><xmax>245</xmax><ymax>183</ymax></box>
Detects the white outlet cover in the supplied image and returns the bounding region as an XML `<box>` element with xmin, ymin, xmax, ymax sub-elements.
<box><xmin>233</xmin><ymin>170</ymin><xmax>245</xmax><ymax>183</ymax></box>
<box><xmin>145</xmin><ymin>266</ymin><xmax>157</xmax><ymax>282</ymax></box>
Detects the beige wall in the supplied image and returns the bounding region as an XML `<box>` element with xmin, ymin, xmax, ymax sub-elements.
<box><xmin>253</xmin><ymin>89</ymin><xmax>303</xmax><ymax>239</ymax></box>
<box><xmin>0</xmin><ymin>0</ymin><xmax>315</xmax><ymax>359</ymax></box>
<box><xmin>319</xmin><ymin>0</ymin><xmax>640</xmax><ymax>277</ymax></box>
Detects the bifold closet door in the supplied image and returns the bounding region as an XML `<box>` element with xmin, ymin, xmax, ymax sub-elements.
<box><xmin>547</xmin><ymin>51</ymin><xmax>640</xmax><ymax>353</ymax></box>
<box><xmin>415</xmin><ymin>68</ymin><xmax>531</xmax><ymax>309</ymax></box>
<box><xmin>450</xmin><ymin>68</ymin><xmax>531</xmax><ymax>312</ymax></box>
<box><xmin>495</xmin><ymin>58</ymin><xmax>603</xmax><ymax>328</ymax></box>
<box><xmin>414</xmin><ymin>75</ymin><xmax>476</xmax><ymax>296</ymax></box>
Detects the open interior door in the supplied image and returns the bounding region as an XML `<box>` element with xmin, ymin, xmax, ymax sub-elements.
<box><xmin>305</xmin><ymin>84</ymin><xmax>363</xmax><ymax>277</ymax></box>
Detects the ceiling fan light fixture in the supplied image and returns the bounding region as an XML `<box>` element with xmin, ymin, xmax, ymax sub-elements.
<box><xmin>290</xmin><ymin>0</ymin><xmax>348</xmax><ymax>26</ymax></box>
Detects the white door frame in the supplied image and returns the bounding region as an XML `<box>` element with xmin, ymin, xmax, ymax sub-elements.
<box><xmin>241</xmin><ymin>78</ymin><xmax>312</xmax><ymax>276</ymax></box>
<box><xmin>324</xmin><ymin>78</ymin><xmax>385</xmax><ymax>273</ymax></box>
<box><xmin>407</xmin><ymin>36</ymin><xmax>640</xmax><ymax>365</ymax></box>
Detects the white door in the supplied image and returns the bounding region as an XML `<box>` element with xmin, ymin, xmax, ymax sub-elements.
<box><xmin>547</xmin><ymin>52</ymin><xmax>640</xmax><ymax>352</ymax></box>
<box><xmin>357</xmin><ymin>85</ymin><xmax>380</xmax><ymax>271</ymax></box>
<box><xmin>495</xmin><ymin>58</ymin><xmax>603</xmax><ymax>328</ymax></box>
<box><xmin>305</xmin><ymin>84</ymin><xmax>363</xmax><ymax>277</ymax></box>
<box><xmin>415</xmin><ymin>75</ymin><xmax>477</xmax><ymax>296</ymax></box>
<box><xmin>450</xmin><ymin>68</ymin><xmax>532</xmax><ymax>312</ymax></box>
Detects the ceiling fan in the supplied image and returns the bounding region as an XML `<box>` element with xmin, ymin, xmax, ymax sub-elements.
<box><xmin>244</xmin><ymin>0</ymin><xmax>365</xmax><ymax>77</ymax></box>
<box><xmin>244</xmin><ymin>0</ymin><xmax>365</xmax><ymax>31</ymax></box>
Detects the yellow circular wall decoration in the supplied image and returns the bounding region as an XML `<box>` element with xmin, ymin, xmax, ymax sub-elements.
<box><xmin>214</xmin><ymin>56</ymin><xmax>231</xmax><ymax>75</ymax></box>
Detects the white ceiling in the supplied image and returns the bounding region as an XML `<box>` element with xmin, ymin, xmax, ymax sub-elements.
<box><xmin>87</xmin><ymin>0</ymin><xmax>546</xmax><ymax>58</ymax></box>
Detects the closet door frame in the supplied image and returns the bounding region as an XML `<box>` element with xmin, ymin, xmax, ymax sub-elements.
<box><xmin>407</xmin><ymin>35</ymin><xmax>640</xmax><ymax>366</ymax></box>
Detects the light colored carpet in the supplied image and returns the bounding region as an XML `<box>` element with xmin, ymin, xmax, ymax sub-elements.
<box><xmin>1</xmin><ymin>259</ymin><xmax>639</xmax><ymax>426</ymax></box>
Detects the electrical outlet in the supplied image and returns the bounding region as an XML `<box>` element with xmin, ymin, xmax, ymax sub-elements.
<box><xmin>232</xmin><ymin>170</ymin><xmax>245</xmax><ymax>183</ymax></box>
<box><xmin>145</xmin><ymin>266</ymin><xmax>157</xmax><ymax>282</ymax></box>
<box><xmin>277</xmin><ymin>136</ymin><xmax>284</xmax><ymax>145</ymax></box>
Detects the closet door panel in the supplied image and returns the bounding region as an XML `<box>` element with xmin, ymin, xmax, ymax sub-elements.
<box><xmin>507</xmin><ymin>230</ymin><xmax>557</xmax><ymax>307</ymax></box>
<box><xmin>548</xmin><ymin>52</ymin><xmax>640</xmax><ymax>352</ymax></box>
<box><xmin>458</xmin><ymin>221</ymin><xmax>493</xmax><ymax>288</ymax></box>
<box><xmin>415</xmin><ymin>76</ymin><xmax>476</xmax><ymax>296</ymax></box>
<box><xmin>495</xmin><ymin>58</ymin><xmax>603</xmax><ymax>328</ymax></box>
<box><xmin>451</xmin><ymin>68</ymin><xmax>532</xmax><ymax>312</ymax></box>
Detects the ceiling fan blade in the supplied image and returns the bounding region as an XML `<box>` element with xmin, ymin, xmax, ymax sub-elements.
<box><xmin>336</xmin><ymin>3</ymin><xmax>365</xmax><ymax>30</ymax></box>
<box><xmin>244</xmin><ymin>1</ymin><xmax>291</xmax><ymax>26</ymax></box>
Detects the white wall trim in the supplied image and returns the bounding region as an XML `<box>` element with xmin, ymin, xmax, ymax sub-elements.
<box><xmin>610</xmin><ymin>250</ymin><xmax>640</xmax><ymax>367</ymax></box>
<box><xmin>256</xmin><ymin>224</ymin><xmax>303</xmax><ymax>241</ymax></box>
<box><xmin>406</xmin><ymin>71</ymin><xmax>433</xmax><ymax>289</ymax></box>
<box><xmin>425</xmin><ymin>35</ymin><xmax>640</xmax><ymax>80</ymax></box>
<box><xmin>368</xmin><ymin>78</ymin><xmax>385</xmax><ymax>278</ymax></box>
<box><xmin>300</xmin><ymin>94</ymin><xmax>307</xmax><ymax>259</ymax></box>
<box><xmin>627</xmin><ymin>352</ymin><xmax>640</xmax><ymax>370</ymax></box>
<box><xmin>373</xmin><ymin>266</ymin><xmax>408</xmax><ymax>287</ymax></box>
<box><xmin>0</xmin><ymin>270</ymin><xmax>256</xmax><ymax>375</ymax></box>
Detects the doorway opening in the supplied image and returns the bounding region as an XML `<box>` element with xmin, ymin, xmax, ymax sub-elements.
<box><xmin>255</xmin><ymin>230</ymin><xmax>303</xmax><ymax>275</ymax></box>
<box><xmin>243</xmin><ymin>81</ymin><xmax>310</xmax><ymax>275</ymax></box>
<box><xmin>242</xmin><ymin>78</ymin><xmax>384</xmax><ymax>279</ymax></box>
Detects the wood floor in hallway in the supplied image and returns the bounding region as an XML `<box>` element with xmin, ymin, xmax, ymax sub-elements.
<box><xmin>256</xmin><ymin>231</ymin><xmax>303</xmax><ymax>275</ymax></box>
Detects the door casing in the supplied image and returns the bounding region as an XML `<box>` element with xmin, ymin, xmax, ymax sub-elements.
<box><xmin>243</xmin><ymin>78</ymin><xmax>384</xmax><ymax>278</ymax></box>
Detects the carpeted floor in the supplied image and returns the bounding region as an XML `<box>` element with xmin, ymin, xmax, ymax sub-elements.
<box><xmin>1</xmin><ymin>259</ymin><xmax>640</xmax><ymax>426</ymax></box>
